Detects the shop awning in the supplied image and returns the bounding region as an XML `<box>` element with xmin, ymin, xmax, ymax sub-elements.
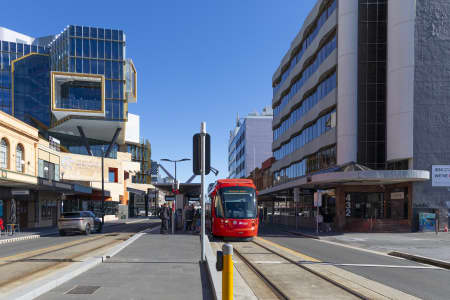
<box><xmin>127</xmin><ymin>187</ymin><xmax>146</xmax><ymax>195</ymax></box>
<box><xmin>259</xmin><ymin>168</ymin><xmax>430</xmax><ymax>196</ymax></box>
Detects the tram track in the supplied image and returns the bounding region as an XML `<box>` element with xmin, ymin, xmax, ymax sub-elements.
<box><xmin>0</xmin><ymin>221</ymin><xmax>159</xmax><ymax>292</ymax></box>
<box><xmin>225</xmin><ymin>239</ymin><xmax>362</xmax><ymax>299</ymax></box>
<box><xmin>249</xmin><ymin>240</ymin><xmax>366</xmax><ymax>299</ymax></box>
<box><xmin>232</xmin><ymin>244</ymin><xmax>289</xmax><ymax>300</ymax></box>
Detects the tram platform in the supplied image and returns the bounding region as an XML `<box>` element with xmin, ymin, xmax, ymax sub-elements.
<box><xmin>37</xmin><ymin>230</ymin><xmax>213</xmax><ymax>300</ymax></box>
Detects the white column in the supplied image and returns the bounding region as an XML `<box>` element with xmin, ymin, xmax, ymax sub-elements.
<box><xmin>386</xmin><ymin>0</ymin><xmax>415</xmax><ymax>161</ymax></box>
<box><xmin>337</xmin><ymin>0</ymin><xmax>359</xmax><ymax>165</ymax></box>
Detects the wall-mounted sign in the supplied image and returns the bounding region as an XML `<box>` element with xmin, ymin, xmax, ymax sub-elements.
<box><xmin>390</xmin><ymin>192</ymin><xmax>404</xmax><ymax>200</ymax></box>
<box><xmin>345</xmin><ymin>194</ymin><xmax>351</xmax><ymax>217</ymax></box>
<box><xmin>293</xmin><ymin>188</ymin><xmax>300</xmax><ymax>202</ymax></box>
<box><xmin>432</xmin><ymin>165</ymin><xmax>450</xmax><ymax>186</ymax></box>
<box><xmin>11</xmin><ymin>190</ymin><xmax>29</xmax><ymax>196</ymax></box>
<box><xmin>314</xmin><ymin>191</ymin><xmax>322</xmax><ymax>207</ymax></box>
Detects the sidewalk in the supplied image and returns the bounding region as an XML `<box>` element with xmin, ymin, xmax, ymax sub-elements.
<box><xmin>260</xmin><ymin>222</ymin><xmax>450</xmax><ymax>264</ymax></box>
<box><xmin>0</xmin><ymin>217</ymin><xmax>151</xmax><ymax>244</ymax></box>
<box><xmin>37</xmin><ymin>231</ymin><xmax>213</xmax><ymax>300</ymax></box>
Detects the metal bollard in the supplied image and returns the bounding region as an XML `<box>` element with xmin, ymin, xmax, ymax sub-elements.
<box><xmin>222</xmin><ymin>243</ymin><xmax>233</xmax><ymax>300</ymax></box>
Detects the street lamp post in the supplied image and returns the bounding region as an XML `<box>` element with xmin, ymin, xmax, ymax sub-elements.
<box><xmin>160</xmin><ymin>158</ymin><xmax>190</xmax><ymax>234</ymax></box>
<box><xmin>101</xmin><ymin>148</ymin><xmax>106</xmax><ymax>226</ymax></box>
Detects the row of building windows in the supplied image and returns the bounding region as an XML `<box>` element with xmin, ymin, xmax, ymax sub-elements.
<box><xmin>0</xmin><ymin>41</ymin><xmax>46</xmax><ymax>55</ymax></box>
<box><xmin>69</xmin><ymin>38</ymin><xmax>124</xmax><ymax>60</ymax></box>
<box><xmin>0</xmin><ymin>88</ymin><xmax>10</xmax><ymax>114</ymax></box>
<box><xmin>273</xmin><ymin>146</ymin><xmax>336</xmax><ymax>186</ymax></box>
<box><xmin>274</xmin><ymin>35</ymin><xmax>337</xmax><ymax>117</ymax></box>
<box><xmin>274</xmin><ymin>72</ymin><xmax>336</xmax><ymax>141</ymax></box>
<box><xmin>69</xmin><ymin>58</ymin><xmax>124</xmax><ymax>81</ymax></box>
<box><xmin>273</xmin><ymin>0</ymin><xmax>337</xmax><ymax>95</ymax></box>
<box><xmin>274</xmin><ymin>109</ymin><xmax>336</xmax><ymax>161</ymax></box>
<box><xmin>0</xmin><ymin>138</ymin><xmax>25</xmax><ymax>172</ymax></box>
<box><xmin>105</xmin><ymin>100</ymin><xmax>124</xmax><ymax>120</ymax></box>
<box><xmin>68</xmin><ymin>26</ymin><xmax>124</xmax><ymax>42</ymax></box>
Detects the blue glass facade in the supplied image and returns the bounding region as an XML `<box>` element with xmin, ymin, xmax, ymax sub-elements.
<box><xmin>0</xmin><ymin>25</ymin><xmax>136</xmax><ymax>159</ymax></box>
<box><xmin>49</xmin><ymin>25</ymin><xmax>126</xmax><ymax>120</ymax></box>
<box><xmin>13</xmin><ymin>54</ymin><xmax>51</xmax><ymax>127</ymax></box>
<box><xmin>0</xmin><ymin>41</ymin><xmax>47</xmax><ymax>115</ymax></box>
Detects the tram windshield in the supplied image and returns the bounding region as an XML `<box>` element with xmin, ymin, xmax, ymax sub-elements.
<box><xmin>217</xmin><ymin>186</ymin><xmax>257</xmax><ymax>219</ymax></box>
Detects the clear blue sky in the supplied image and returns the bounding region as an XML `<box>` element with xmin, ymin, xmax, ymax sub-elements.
<box><xmin>1</xmin><ymin>0</ymin><xmax>316</xmax><ymax>185</ymax></box>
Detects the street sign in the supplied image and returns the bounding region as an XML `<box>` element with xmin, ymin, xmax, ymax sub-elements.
<box><xmin>314</xmin><ymin>191</ymin><xmax>322</xmax><ymax>207</ymax></box>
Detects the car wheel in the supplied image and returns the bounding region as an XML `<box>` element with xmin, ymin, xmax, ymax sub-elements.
<box><xmin>84</xmin><ymin>224</ymin><xmax>91</xmax><ymax>235</ymax></box>
<box><xmin>59</xmin><ymin>230</ymin><xmax>66</xmax><ymax>236</ymax></box>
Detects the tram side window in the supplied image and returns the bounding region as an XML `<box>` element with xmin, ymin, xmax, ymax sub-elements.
<box><xmin>215</xmin><ymin>194</ymin><xmax>225</xmax><ymax>218</ymax></box>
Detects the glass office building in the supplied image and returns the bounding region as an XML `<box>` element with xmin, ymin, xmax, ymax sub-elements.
<box><xmin>0</xmin><ymin>25</ymin><xmax>138</xmax><ymax>158</ymax></box>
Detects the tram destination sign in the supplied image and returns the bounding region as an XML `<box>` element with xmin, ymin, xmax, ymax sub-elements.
<box><xmin>432</xmin><ymin>165</ymin><xmax>450</xmax><ymax>187</ymax></box>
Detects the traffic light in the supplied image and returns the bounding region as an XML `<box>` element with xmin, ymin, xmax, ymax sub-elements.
<box><xmin>193</xmin><ymin>133</ymin><xmax>210</xmax><ymax>175</ymax></box>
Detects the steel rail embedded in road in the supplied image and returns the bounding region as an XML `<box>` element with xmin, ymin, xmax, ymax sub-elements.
<box><xmin>0</xmin><ymin>222</ymin><xmax>159</xmax><ymax>291</ymax></box>
<box><xmin>251</xmin><ymin>240</ymin><xmax>367</xmax><ymax>300</ymax></box>
<box><xmin>232</xmin><ymin>245</ymin><xmax>289</xmax><ymax>300</ymax></box>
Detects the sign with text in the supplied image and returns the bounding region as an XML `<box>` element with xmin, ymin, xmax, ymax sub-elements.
<box><xmin>314</xmin><ymin>191</ymin><xmax>322</xmax><ymax>207</ymax></box>
<box><xmin>390</xmin><ymin>192</ymin><xmax>404</xmax><ymax>200</ymax></box>
<box><xmin>432</xmin><ymin>165</ymin><xmax>450</xmax><ymax>186</ymax></box>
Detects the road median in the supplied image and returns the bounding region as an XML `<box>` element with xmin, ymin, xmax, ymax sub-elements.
<box><xmin>388</xmin><ymin>251</ymin><xmax>450</xmax><ymax>270</ymax></box>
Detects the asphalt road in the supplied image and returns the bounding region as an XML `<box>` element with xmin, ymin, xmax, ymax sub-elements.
<box><xmin>0</xmin><ymin>219</ymin><xmax>160</xmax><ymax>259</ymax></box>
<box><xmin>259</xmin><ymin>225</ymin><xmax>450</xmax><ymax>300</ymax></box>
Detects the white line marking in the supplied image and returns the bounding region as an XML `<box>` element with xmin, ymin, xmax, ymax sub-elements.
<box><xmin>253</xmin><ymin>261</ymin><xmax>284</xmax><ymax>264</ymax></box>
<box><xmin>328</xmin><ymin>263</ymin><xmax>443</xmax><ymax>270</ymax></box>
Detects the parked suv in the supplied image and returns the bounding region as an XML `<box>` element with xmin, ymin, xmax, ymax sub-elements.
<box><xmin>58</xmin><ymin>211</ymin><xmax>102</xmax><ymax>236</ymax></box>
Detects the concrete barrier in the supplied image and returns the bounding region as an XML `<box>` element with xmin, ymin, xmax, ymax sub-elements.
<box><xmin>204</xmin><ymin>235</ymin><xmax>221</xmax><ymax>300</ymax></box>
<box><xmin>388</xmin><ymin>251</ymin><xmax>450</xmax><ymax>270</ymax></box>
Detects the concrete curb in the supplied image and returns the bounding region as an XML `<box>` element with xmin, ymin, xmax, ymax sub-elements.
<box><xmin>1</xmin><ymin>225</ymin><xmax>160</xmax><ymax>300</ymax></box>
<box><xmin>0</xmin><ymin>220</ymin><xmax>147</xmax><ymax>245</ymax></box>
<box><xmin>0</xmin><ymin>234</ymin><xmax>41</xmax><ymax>245</ymax></box>
<box><xmin>388</xmin><ymin>251</ymin><xmax>450</xmax><ymax>270</ymax></box>
<box><xmin>204</xmin><ymin>236</ymin><xmax>220</xmax><ymax>300</ymax></box>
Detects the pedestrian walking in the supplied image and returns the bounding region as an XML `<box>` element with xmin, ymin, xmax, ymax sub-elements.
<box><xmin>159</xmin><ymin>203</ymin><xmax>170</xmax><ymax>234</ymax></box>
<box><xmin>194</xmin><ymin>209</ymin><xmax>201</xmax><ymax>234</ymax></box>
<box><xmin>186</xmin><ymin>204</ymin><xmax>194</xmax><ymax>232</ymax></box>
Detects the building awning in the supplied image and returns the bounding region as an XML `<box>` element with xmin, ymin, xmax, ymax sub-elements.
<box><xmin>127</xmin><ymin>187</ymin><xmax>146</xmax><ymax>196</ymax></box>
<box><xmin>73</xmin><ymin>184</ymin><xmax>92</xmax><ymax>194</ymax></box>
<box><xmin>259</xmin><ymin>169</ymin><xmax>430</xmax><ymax>196</ymax></box>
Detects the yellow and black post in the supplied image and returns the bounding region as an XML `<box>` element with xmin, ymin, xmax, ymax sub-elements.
<box><xmin>222</xmin><ymin>243</ymin><xmax>233</xmax><ymax>300</ymax></box>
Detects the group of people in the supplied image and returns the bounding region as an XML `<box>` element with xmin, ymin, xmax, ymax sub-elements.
<box><xmin>183</xmin><ymin>204</ymin><xmax>201</xmax><ymax>233</ymax></box>
<box><xmin>158</xmin><ymin>203</ymin><xmax>201</xmax><ymax>234</ymax></box>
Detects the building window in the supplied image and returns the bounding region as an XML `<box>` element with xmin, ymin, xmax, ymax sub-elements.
<box><xmin>16</xmin><ymin>144</ymin><xmax>24</xmax><ymax>173</ymax></box>
<box><xmin>357</xmin><ymin>0</ymin><xmax>387</xmax><ymax>169</ymax></box>
<box><xmin>0</xmin><ymin>138</ymin><xmax>8</xmax><ymax>169</ymax></box>
<box><xmin>38</xmin><ymin>159</ymin><xmax>59</xmax><ymax>181</ymax></box>
<box><xmin>109</xmin><ymin>168</ymin><xmax>118</xmax><ymax>183</ymax></box>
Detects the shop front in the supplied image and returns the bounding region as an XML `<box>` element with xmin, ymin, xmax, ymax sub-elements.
<box><xmin>336</xmin><ymin>184</ymin><xmax>411</xmax><ymax>232</ymax></box>
<box><xmin>259</xmin><ymin>165</ymin><xmax>429</xmax><ymax>232</ymax></box>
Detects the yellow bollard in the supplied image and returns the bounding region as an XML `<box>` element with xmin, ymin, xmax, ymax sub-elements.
<box><xmin>222</xmin><ymin>243</ymin><xmax>233</xmax><ymax>300</ymax></box>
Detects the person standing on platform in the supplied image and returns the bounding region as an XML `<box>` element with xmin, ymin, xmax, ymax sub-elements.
<box><xmin>186</xmin><ymin>204</ymin><xmax>194</xmax><ymax>232</ymax></box>
<box><xmin>159</xmin><ymin>203</ymin><xmax>170</xmax><ymax>234</ymax></box>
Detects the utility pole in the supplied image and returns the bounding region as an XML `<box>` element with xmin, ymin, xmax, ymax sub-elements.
<box><xmin>101</xmin><ymin>152</ymin><xmax>105</xmax><ymax>225</ymax></box>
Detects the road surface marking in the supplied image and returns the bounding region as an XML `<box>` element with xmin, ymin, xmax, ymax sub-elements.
<box><xmin>253</xmin><ymin>261</ymin><xmax>284</xmax><ymax>264</ymax></box>
<box><xmin>323</xmin><ymin>263</ymin><xmax>443</xmax><ymax>270</ymax></box>
<box><xmin>256</xmin><ymin>237</ymin><xmax>320</xmax><ymax>262</ymax></box>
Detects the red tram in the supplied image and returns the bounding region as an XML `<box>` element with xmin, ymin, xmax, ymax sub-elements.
<box><xmin>207</xmin><ymin>179</ymin><xmax>258</xmax><ymax>239</ymax></box>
